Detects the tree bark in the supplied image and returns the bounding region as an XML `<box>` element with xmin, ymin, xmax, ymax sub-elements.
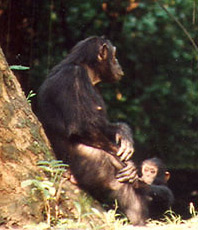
<box><xmin>0</xmin><ymin>47</ymin><xmax>105</xmax><ymax>229</ymax></box>
<box><xmin>0</xmin><ymin>47</ymin><xmax>54</xmax><ymax>226</ymax></box>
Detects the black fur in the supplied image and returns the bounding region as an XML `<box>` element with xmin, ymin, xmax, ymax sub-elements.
<box><xmin>37</xmin><ymin>36</ymin><xmax>147</xmax><ymax>225</ymax></box>
<box><xmin>140</xmin><ymin>158</ymin><xmax>174</xmax><ymax>219</ymax></box>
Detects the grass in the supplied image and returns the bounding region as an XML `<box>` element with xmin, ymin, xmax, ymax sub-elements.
<box><xmin>24</xmin><ymin>197</ymin><xmax>198</xmax><ymax>230</ymax></box>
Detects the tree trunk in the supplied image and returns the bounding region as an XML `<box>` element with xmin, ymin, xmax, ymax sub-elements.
<box><xmin>0</xmin><ymin>47</ymin><xmax>54</xmax><ymax>226</ymax></box>
<box><xmin>0</xmin><ymin>47</ymin><xmax>104</xmax><ymax>229</ymax></box>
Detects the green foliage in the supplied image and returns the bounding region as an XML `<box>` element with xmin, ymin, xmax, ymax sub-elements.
<box><xmin>22</xmin><ymin>179</ymin><xmax>55</xmax><ymax>200</ymax></box>
<box><xmin>105</xmin><ymin>0</ymin><xmax>198</xmax><ymax>168</ymax></box>
<box><xmin>55</xmin><ymin>200</ymin><xmax>129</xmax><ymax>230</ymax></box>
<box><xmin>26</xmin><ymin>90</ymin><xmax>36</xmax><ymax>104</ymax></box>
<box><xmin>10</xmin><ymin>65</ymin><xmax>30</xmax><ymax>70</ymax></box>
<box><xmin>37</xmin><ymin>160</ymin><xmax>68</xmax><ymax>183</ymax></box>
<box><xmin>22</xmin><ymin>160</ymin><xmax>68</xmax><ymax>225</ymax></box>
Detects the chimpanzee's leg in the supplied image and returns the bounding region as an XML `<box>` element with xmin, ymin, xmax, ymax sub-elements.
<box><xmin>68</xmin><ymin>143</ymin><xmax>148</xmax><ymax>225</ymax></box>
<box><xmin>112</xmin><ymin>182</ymin><xmax>148</xmax><ymax>225</ymax></box>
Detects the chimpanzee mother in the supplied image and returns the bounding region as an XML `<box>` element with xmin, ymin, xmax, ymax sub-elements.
<box><xmin>37</xmin><ymin>36</ymin><xmax>146</xmax><ymax>225</ymax></box>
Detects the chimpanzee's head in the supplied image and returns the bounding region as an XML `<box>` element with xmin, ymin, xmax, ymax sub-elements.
<box><xmin>141</xmin><ymin>158</ymin><xmax>170</xmax><ymax>185</ymax></box>
<box><xmin>68</xmin><ymin>36</ymin><xmax>124</xmax><ymax>83</ymax></box>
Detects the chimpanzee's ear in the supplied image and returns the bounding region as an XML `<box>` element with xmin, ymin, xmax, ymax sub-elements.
<box><xmin>98</xmin><ymin>43</ymin><xmax>108</xmax><ymax>61</ymax></box>
<box><xmin>165</xmin><ymin>171</ymin><xmax>170</xmax><ymax>182</ymax></box>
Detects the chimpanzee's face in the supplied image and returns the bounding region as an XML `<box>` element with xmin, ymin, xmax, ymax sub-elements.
<box><xmin>141</xmin><ymin>162</ymin><xmax>158</xmax><ymax>185</ymax></box>
<box><xmin>97</xmin><ymin>41</ymin><xmax>124</xmax><ymax>83</ymax></box>
<box><xmin>109</xmin><ymin>46</ymin><xmax>124</xmax><ymax>81</ymax></box>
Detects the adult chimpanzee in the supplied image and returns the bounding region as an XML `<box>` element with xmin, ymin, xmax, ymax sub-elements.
<box><xmin>129</xmin><ymin>158</ymin><xmax>174</xmax><ymax>219</ymax></box>
<box><xmin>37</xmin><ymin>36</ymin><xmax>147</xmax><ymax>225</ymax></box>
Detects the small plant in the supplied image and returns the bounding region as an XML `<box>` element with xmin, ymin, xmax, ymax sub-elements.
<box><xmin>189</xmin><ymin>202</ymin><xmax>198</xmax><ymax>217</ymax></box>
<box><xmin>147</xmin><ymin>209</ymin><xmax>185</xmax><ymax>227</ymax></box>
<box><xmin>163</xmin><ymin>210</ymin><xmax>185</xmax><ymax>225</ymax></box>
<box><xmin>9</xmin><ymin>65</ymin><xmax>35</xmax><ymax>104</ymax></box>
<box><xmin>26</xmin><ymin>90</ymin><xmax>36</xmax><ymax>104</ymax></box>
<box><xmin>72</xmin><ymin>198</ymin><xmax>128</xmax><ymax>230</ymax></box>
<box><xmin>22</xmin><ymin>160</ymin><xmax>68</xmax><ymax>226</ymax></box>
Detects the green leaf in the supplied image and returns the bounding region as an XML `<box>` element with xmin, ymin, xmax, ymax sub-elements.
<box><xmin>21</xmin><ymin>179</ymin><xmax>35</xmax><ymax>188</ymax></box>
<box><xmin>10</xmin><ymin>65</ymin><xmax>30</xmax><ymax>70</ymax></box>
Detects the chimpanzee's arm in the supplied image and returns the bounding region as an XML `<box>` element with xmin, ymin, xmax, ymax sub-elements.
<box><xmin>129</xmin><ymin>179</ymin><xmax>174</xmax><ymax>212</ymax></box>
<box><xmin>112</xmin><ymin>122</ymin><xmax>134</xmax><ymax>161</ymax></box>
<box><xmin>148</xmin><ymin>184</ymin><xmax>174</xmax><ymax>208</ymax></box>
<box><xmin>77</xmin><ymin>121</ymin><xmax>134</xmax><ymax>162</ymax></box>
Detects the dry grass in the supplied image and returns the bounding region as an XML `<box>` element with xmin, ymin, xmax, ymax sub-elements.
<box><xmin>23</xmin><ymin>200</ymin><xmax>198</xmax><ymax>230</ymax></box>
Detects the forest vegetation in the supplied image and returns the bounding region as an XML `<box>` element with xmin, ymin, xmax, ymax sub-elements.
<box><xmin>0</xmin><ymin>0</ymin><xmax>198</xmax><ymax>229</ymax></box>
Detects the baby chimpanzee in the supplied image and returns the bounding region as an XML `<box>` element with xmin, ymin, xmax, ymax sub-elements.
<box><xmin>137</xmin><ymin>158</ymin><xmax>174</xmax><ymax>219</ymax></box>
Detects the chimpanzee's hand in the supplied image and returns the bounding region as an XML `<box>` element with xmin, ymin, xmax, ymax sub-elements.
<box><xmin>115</xmin><ymin>123</ymin><xmax>134</xmax><ymax>161</ymax></box>
<box><xmin>116</xmin><ymin>133</ymin><xmax>134</xmax><ymax>161</ymax></box>
<box><xmin>116</xmin><ymin>161</ymin><xmax>138</xmax><ymax>183</ymax></box>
